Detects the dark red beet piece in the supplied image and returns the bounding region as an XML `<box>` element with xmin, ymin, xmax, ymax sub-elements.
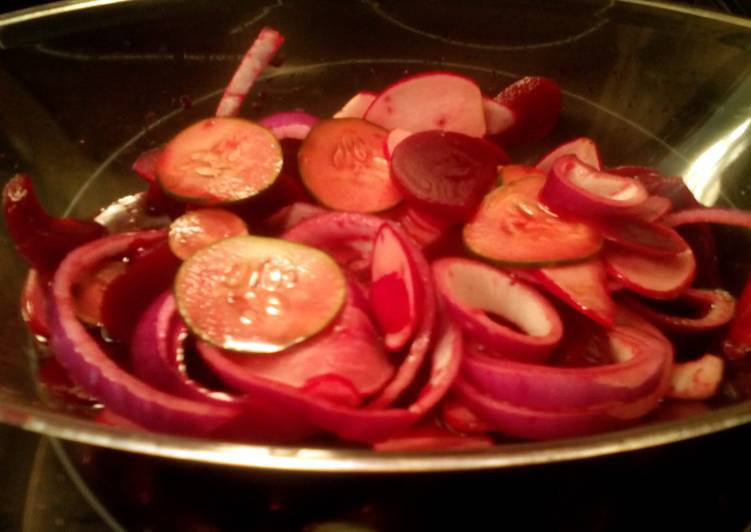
<box><xmin>3</xmin><ymin>174</ymin><xmax>106</xmax><ymax>271</ymax></box>
<box><xmin>390</xmin><ymin>130</ymin><xmax>497</xmax><ymax>220</ymax></box>
<box><xmin>100</xmin><ymin>240</ymin><xmax>181</xmax><ymax>342</ymax></box>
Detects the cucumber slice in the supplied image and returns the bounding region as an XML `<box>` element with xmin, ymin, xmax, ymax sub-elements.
<box><xmin>298</xmin><ymin>118</ymin><xmax>402</xmax><ymax>213</ymax></box>
<box><xmin>463</xmin><ymin>176</ymin><xmax>602</xmax><ymax>267</ymax></box>
<box><xmin>157</xmin><ymin>117</ymin><xmax>283</xmax><ymax>205</ymax></box>
<box><xmin>175</xmin><ymin>235</ymin><xmax>346</xmax><ymax>353</ymax></box>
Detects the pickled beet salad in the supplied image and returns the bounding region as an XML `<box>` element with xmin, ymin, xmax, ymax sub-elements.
<box><xmin>7</xmin><ymin>28</ymin><xmax>751</xmax><ymax>450</ymax></box>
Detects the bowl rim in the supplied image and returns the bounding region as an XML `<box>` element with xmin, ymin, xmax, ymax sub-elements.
<box><xmin>0</xmin><ymin>0</ymin><xmax>750</xmax><ymax>473</ymax></box>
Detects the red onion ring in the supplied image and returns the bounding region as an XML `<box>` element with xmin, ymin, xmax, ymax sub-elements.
<box><xmin>258</xmin><ymin>111</ymin><xmax>319</xmax><ymax>140</ymax></box>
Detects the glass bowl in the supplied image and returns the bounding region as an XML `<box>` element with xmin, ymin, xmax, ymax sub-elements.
<box><xmin>0</xmin><ymin>0</ymin><xmax>750</xmax><ymax>473</ymax></box>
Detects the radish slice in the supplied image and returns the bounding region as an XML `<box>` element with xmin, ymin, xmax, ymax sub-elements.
<box><xmin>482</xmin><ymin>97</ymin><xmax>514</xmax><ymax>137</ymax></box>
<box><xmin>663</xmin><ymin>207</ymin><xmax>751</xmax><ymax>230</ymax></box>
<box><xmin>168</xmin><ymin>208</ymin><xmax>248</xmax><ymax>260</ymax></box>
<box><xmin>491</xmin><ymin>76</ymin><xmax>562</xmax><ymax>146</ymax></box>
<box><xmin>298</xmin><ymin>118</ymin><xmax>402</xmax><ymax>213</ymax></box>
<box><xmin>668</xmin><ymin>354</ymin><xmax>724</xmax><ymax>400</ymax></box>
<box><xmin>594</xmin><ymin>217</ymin><xmax>689</xmax><ymax>257</ymax></box>
<box><xmin>199</xmin><ymin>281</ymin><xmax>393</xmax><ymax>400</ymax></box>
<box><xmin>541</xmin><ymin>155</ymin><xmax>648</xmax><ymax>217</ymax></box>
<box><xmin>258</xmin><ymin>111</ymin><xmax>319</xmax><ymax>140</ymax></box>
<box><xmin>533</xmin><ymin>260</ymin><xmax>615</xmax><ymax>328</ymax></box>
<box><xmin>364</xmin><ymin>72</ymin><xmax>486</xmax><ymax>137</ymax></box>
<box><xmin>49</xmin><ymin>231</ymin><xmax>241</xmax><ymax>435</ymax></box>
<box><xmin>463</xmin><ymin>176</ymin><xmax>602</xmax><ymax>266</ymax></box>
<box><xmin>383</xmin><ymin>128</ymin><xmax>412</xmax><ymax>159</ymax></box>
<box><xmin>333</xmin><ymin>91</ymin><xmax>377</xmax><ymax>119</ymax></box>
<box><xmin>262</xmin><ymin>202</ymin><xmax>328</xmax><ymax>234</ymax></box>
<box><xmin>390</xmin><ymin>130</ymin><xmax>498</xmax><ymax>220</ymax></box>
<box><xmin>157</xmin><ymin>117</ymin><xmax>283</xmax><ymax>205</ymax></box>
<box><xmin>132</xmin><ymin>147</ymin><xmax>162</xmax><ymax>182</ymax></box>
<box><xmin>175</xmin><ymin>235</ymin><xmax>347</xmax><ymax>354</ymax></box>
<box><xmin>370</xmin><ymin>224</ymin><xmax>422</xmax><ymax>351</ymax></box>
<box><xmin>536</xmin><ymin>137</ymin><xmax>602</xmax><ymax>173</ymax></box>
<box><xmin>433</xmin><ymin>258</ymin><xmax>563</xmax><ymax>363</ymax></box>
<box><xmin>619</xmin><ymin>288</ymin><xmax>735</xmax><ymax>333</ymax></box>
<box><xmin>215</xmin><ymin>27</ymin><xmax>284</xmax><ymax>118</ymax></box>
<box><xmin>602</xmin><ymin>244</ymin><xmax>696</xmax><ymax>300</ymax></box>
<box><xmin>462</xmin><ymin>324</ymin><xmax>672</xmax><ymax>411</ymax></box>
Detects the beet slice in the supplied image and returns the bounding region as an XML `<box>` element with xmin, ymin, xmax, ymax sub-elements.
<box><xmin>390</xmin><ymin>130</ymin><xmax>498</xmax><ymax>220</ymax></box>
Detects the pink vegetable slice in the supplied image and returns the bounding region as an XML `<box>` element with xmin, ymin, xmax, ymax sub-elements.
<box><xmin>262</xmin><ymin>202</ymin><xmax>328</xmax><ymax>234</ymax></box>
<box><xmin>490</xmin><ymin>76</ymin><xmax>562</xmax><ymax>146</ymax></box>
<box><xmin>663</xmin><ymin>207</ymin><xmax>751</xmax><ymax>230</ymax></box>
<box><xmin>373</xmin><ymin>423</ymin><xmax>493</xmax><ymax>452</ymax></box>
<box><xmin>482</xmin><ymin>97</ymin><xmax>514</xmax><ymax>137</ymax></box>
<box><xmin>536</xmin><ymin>137</ymin><xmax>602</xmax><ymax>173</ymax></box>
<box><xmin>541</xmin><ymin>155</ymin><xmax>648</xmax><ymax>218</ymax></box>
<box><xmin>157</xmin><ymin>117</ymin><xmax>283</xmax><ymax>205</ymax></box>
<box><xmin>619</xmin><ymin>288</ymin><xmax>735</xmax><ymax>333</ymax></box>
<box><xmin>390</xmin><ymin>130</ymin><xmax>498</xmax><ymax>220</ymax></box>
<box><xmin>49</xmin><ymin>231</ymin><xmax>241</xmax><ymax>435</ymax></box>
<box><xmin>333</xmin><ymin>91</ymin><xmax>377</xmax><ymax>119</ymax></box>
<box><xmin>592</xmin><ymin>216</ymin><xmax>689</xmax><ymax>257</ymax></box>
<box><xmin>625</xmin><ymin>195</ymin><xmax>672</xmax><ymax>222</ymax></box>
<box><xmin>384</xmin><ymin>128</ymin><xmax>412</xmax><ymax>159</ymax></box>
<box><xmin>370</xmin><ymin>224</ymin><xmax>422</xmax><ymax>352</ymax></box>
<box><xmin>200</xmin><ymin>281</ymin><xmax>394</xmax><ymax>400</ymax></box>
<box><xmin>463</xmin><ymin>176</ymin><xmax>602</xmax><ymax>266</ymax></box>
<box><xmin>364</xmin><ymin>72</ymin><xmax>486</xmax><ymax>137</ymax></box>
<box><xmin>298</xmin><ymin>118</ymin><xmax>402</xmax><ymax>213</ymax></box>
<box><xmin>667</xmin><ymin>354</ymin><xmax>724</xmax><ymax>400</ymax></box>
<box><xmin>258</xmin><ymin>111</ymin><xmax>319</xmax><ymax>141</ymax></box>
<box><xmin>533</xmin><ymin>259</ymin><xmax>615</xmax><ymax>328</ymax></box>
<box><xmin>215</xmin><ymin>27</ymin><xmax>284</xmax><ymax>118</ymax></box>
<box><xmin>168</xmin><ymin>208</ymin><xmax>248</xmax><ymax>260</ymax></box>
<box><xmin>132</xmin><ymin>147</ymin><xmax>162</xmax><ymax>182</ymax></box>
<box><xmin>433</xmin><ymin>258</ymin><xmax>563</xmax><ymax>363</ymax></box>
<box><xmin>175</xmin><ymin>235</ymin><xmax>347</xmax><ymax>353</ymax></box>
<box><xmin>21</xmin><ymin>269</ymin><xmax>51</xmax><ymax>338</ymax></box>
<box><xmin>602</xmin><ymin>244</ymin><xmax>696</xmax><ymax>300</ymax></box>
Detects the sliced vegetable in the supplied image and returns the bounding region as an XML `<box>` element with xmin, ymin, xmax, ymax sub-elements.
<box><xmin>667</xmin><ymin>354</ymin><xmax>724</xmax><ymax>400</ymax></box>
<box><xmin>602</xmin><ymin>245</ymin><xmax>696</xmax><ymax>300</ymax></box>
<box><xmin>593</xmin><ymin>216</ymin><xmax>689</xmax><ymax>257</ymax></box>
<box><xmin>433</xmin><ymin>258</ymin><xmax>563</xmax><ymax>363</ymax></box>
<box><xmin>298</xmin><ymin>118</ymin><xmax>402</xmax><ymax>213</ymax></box>
<box><xmin>498</xmin><ymin>164</ymin><xmax>546</xmax><ymax>186</ymax></box>
<box><xmin>390</xmin><ymin>130</ymin><xmax>498</xmax><ymax>220</ymax></box>
<box><xmin>463</xmin><ymin>176</ymin><xmax>602</xmax><ymax>266</ymax></box>
<box><xmin>20</xmin><ymin>270</ymin><xmax>51</xmax><ymax>338</ymax></box>
<box><xmin>364</xmin><ymin>72</ymin><xmax>486</xmax><ymax>137</ymax></box>
<box><xmin>3</xmin><ymin>174</ymin><xmax>107</xmax><ymax>271</ymax></box>
<box><xmin>175</xmin><ymin>235</ymin><xmax>347</xmax><ymax>353</ymax></box>
<box><xmin>663</xmin><ymin>207</ymin><xmax>751</xmax><ymax>230</ymax></box>
<box><xmin>724</xmin><ymin>278</ymin><xmax>751</xmax><ymax>360</ymax></box>
<box><xmin>490</xmin><ymin>76</ymin><xmax>562</xmax><ymax>146</ymax></box>
<box><xmin>156</xmin><ymin>117</ymin><xmax>283</xmax><ymax>205</ymax></box>
<box><xmin>384</xmin><ymin>128</ymin><xmax>412</xmax><ymax>159</ymax></box>
<box><xmin>72</xmin><ymin>259</ymin><xmax>128</xmax><ymax>326</ymax></box>
<box><xmin>373</xmin><ymin>423</ymin><xmax>493</xmax><ymax>451</ymax></box>
<box><xmin>258</xmin><ymin>111</ymin><xmax>319</xmax><ymax>141</ymax></box>
<box><xmin>333</xmin><ymin>91</ymin><xmax>377</xmax><ymax>119</ymax></box>
<box><xmin>541</xmin><ymin>155</ymin><xmax>648</xmax><ymax>217</ymax></box>
<box><xmin>536</xmin><ymin>137</ymin><xmax>601</xmax><ymax>173</ymax></box>
<box><xmin>370</xmin><ymin>224</ymin><xmax>422</xmax><ymax>352</ymax></box>
<box><xmin>132</xmin><ymin>147</ymin><xmax>162</xmax><ymax>182</ymax></box>
<box><xmin>168</xmin><ymin>208</ymin><xmax>248</xmax><ymax>260</ymax></box>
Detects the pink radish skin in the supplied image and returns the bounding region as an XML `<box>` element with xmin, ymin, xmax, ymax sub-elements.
<box><xmin>49</xmin><ymin>231</ymin><xmax>241</xmax><ymax>435</ymax></box>
<box><xmin>365</xmin><ymin>72</ymin><xmax>486</xmax><ymax>137</ymax></box>
<box><xmin>370</xmin><ymin>224</ymin><xmax>422</xmax><ymax>352</ymax></box>
<box><xmin>491</xmin><ymin>76</ymin><xmax>562</xmax><ymax>146</ymax></box>
<box><xmin>620</xmin><ymin>288</ymin><xmax>735</xmax><ymax>333</ymax></box>
<box><xmin>258</xmin><ymin>111</ymin><xmax>319</xmax><ymax>140</ymax></box>
<box><xmin>603</xmin><ymin>244</ymin><xmax>696</xmax><ymax>300</ymax></box>
<box><xmin>536</xmin><ymin>137</ymin><xmax>602</xmax><ymax>173</ymax></box>
<box><xmin>433</xmin><ymin>258</ymin><xmax>563</xmax><ymax>363</ymax></box>
<box><xmin>216</xmin><ymin>27</ymin><xmax>284</xmax><ymax>118</ymax></box>
<box><xmin>667</xmin><ymin>354</ymin><xmax>724</xmax><ymax>400</ymax></box>
<box><xmin>384</xmin><ymin>128</ymin><xmax>412</xmax><ymax>159</ymax></box>
<box><xmin>533</xmin><ymin>260</ymin><xmax>615</xmax><ymax>328</ymax></box>
<box><xmin>462</xmin><ymin>324</ymin><xmax>672</xmax><ymax>411</ymax></box>
<box><xmin>334</xmin><ymin>91</ymin><xmax>377</xmax><ymax>119</ymax></box>
<box><xmin>541</xmin><ymin>155</ymin><xmax>648</xmax><ymax>218</ymax></box>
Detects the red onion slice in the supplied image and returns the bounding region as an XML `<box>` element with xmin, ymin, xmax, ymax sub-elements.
<box><xmin>433</xmin><ymin>258</ymin><xmax>563</xmax><ymax>363</ymax></box>
<box><xmin>50</xmin><ymin>231</ymin><xmax>241</xmax><ymax>435</ymax></box>
<box><xmin>258</xmin><ymin>111</ymin><xmax>319</xmax><ymax>140</ymax></box>
<box><xmin>593</xmin><ymin>216</ymin><xmax>689</xmax><ymax>257</ymax></box>
<box><xmin>372</xmin><ymin>423</ymin><xmax>493</xmax><ymax>452</ymax></box>
<box><xmin>620</xmin><ymin>288</ymin><xmax>735</xmax><ymax>333</ymax></box>
<box><xmin>626</xmin><ymin>195</ymin><xmax>672</xmax><ymax>222</ymax></box>
<box><xmin>541</xmin><ymin>155</ymin><xmax>648</xmax><ymax>217</ymax></box>
<box><xmin>663</xmin><ymin>207</ymin><xmax>751</xmax><ymax>230</ymax></box>
<box><xmin>535</xmin><ymin>137</ymin><xmax>601</xmax><ymax>173</ymax></box>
